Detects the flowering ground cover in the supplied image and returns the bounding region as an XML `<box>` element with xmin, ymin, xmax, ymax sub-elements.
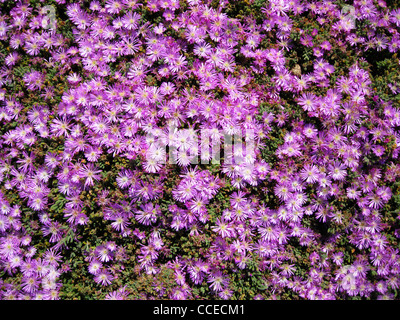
<box><xmin>0</xmin><ymin>0</ymin><xmax>400</xmax><ymax>300</ymax></box>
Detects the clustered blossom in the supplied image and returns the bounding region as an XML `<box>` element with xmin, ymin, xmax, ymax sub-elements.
<box><xmin>0</xmin><ymin>0</ymin><xmax>400</xmax><ymax>300</ymax></box>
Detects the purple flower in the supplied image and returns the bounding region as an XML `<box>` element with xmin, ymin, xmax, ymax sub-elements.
<box><xmin>95</xmin><ymin>245</ymin><xmax>113</xmax><ymax>263</ymax></box>
<box><xmin>211</xmin><ymin>217</ymin><xmax>235</xmax><ymax>238</ymax></box>
<box><xmin>94</xmin><ymin>268</ymin><xmax>113</xmax><ymax>286</ymax></box>
<box><xmin>207</xmin><ymin>270</ymin><xmax>229</xmax><ymax>292</ymax></box>
<box><xmin>41</xmin><ymin>221</ymin><xmax>63</xmax><ymax>243</ymax></box>
<box><xmin>88</xmin><ymin>260</ymin><xmax>103</xmax><ymax>275</ymax></box>
<box><xmin>79</xmin><ymin>163</ymin><xmax>102</xmax><ymax>188</ymax></box>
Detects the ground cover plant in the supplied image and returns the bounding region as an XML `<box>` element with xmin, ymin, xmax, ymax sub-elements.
<box><xmin>0</xmin><ymin>0</ymin><xmax>400</xmax><ymax>300</ymax></box>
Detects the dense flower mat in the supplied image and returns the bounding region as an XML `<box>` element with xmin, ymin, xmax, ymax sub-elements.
<box><xmin>0</xmin><ymin>0</ymin><xmax>400</xmax><ymax>300</ymax></box>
